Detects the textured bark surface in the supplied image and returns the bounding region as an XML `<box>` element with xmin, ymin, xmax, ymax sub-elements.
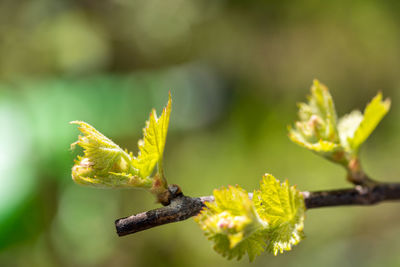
<box><xmin>116</xmin><ymin>195</ymin><xmax>204</xmax><ymax>236</ymax></box>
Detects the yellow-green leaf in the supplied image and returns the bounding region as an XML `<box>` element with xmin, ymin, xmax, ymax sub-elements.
<box><xmin>288</xmin><ymin>129</ymin><xmax>340</xmax><ymax>153</ymax></box>
<box><xmin>133</xmin><ymin>93</ymin><xmax>172</xmax><ymax>179</ymax></box>
<box><xmin>348</xmin><ymin>92</ymin><xmax>391</xmax><ymax>153</ymax></box>
<box><xmin>253</xmin><ymin>174</ymin><xmax>305</xmax><ymax>256</ymax></box>
<box><xmin>71</xmin><ymin>121</ymin><xmax>151</xmax><ymax>188</ymax></box>
<box><xmin>206</xmin><ymin>230</ymin><xmax>268</xmax><ymax>262</ymax></box>
<box><xmin>195</xmin><ymin>186</ymin><xmax>267</xmax><ymax>261</ymax></box>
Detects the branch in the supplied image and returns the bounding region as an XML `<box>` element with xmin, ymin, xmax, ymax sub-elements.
<box><xmin>115</xmin><ymin>182</ymin><xmax>400</xmax><ymax>236</ymax></box>
<box><xmin>116</xmin><ymin>195</ymin><xmax>203</xmax><ymax>236</ymax></box>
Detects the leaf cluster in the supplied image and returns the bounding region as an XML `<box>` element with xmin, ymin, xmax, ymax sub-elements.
<box><xmin>289</xmin><ymin>79</ymin><xmax>390</xmax><ymax>166</ymax></box>
<box><xmin>71</xmin><ymin>94</ymin><xmax>172</xmax><ymax>194</ymax></box>
<box><xmin>195</xmin><ymin>174</ymin><xmax>305</xmax><ymax>261</ymax></box>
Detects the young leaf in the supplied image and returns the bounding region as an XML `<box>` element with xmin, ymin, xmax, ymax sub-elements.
<box><xmin>337</xmin><ymin>110</ymin><xmax>364</xmax><ymax>149</ymax></box>
<box><xmin>132</xmin><ymin>93</ymin><xmax>172</xmax><ymax>179</ymax></box>
<box><xmin>195</xmin><ymin>186</ymin><xmax>268</xmax><ymax>261</ymax></box>
<box><xmin>288</xmin><ymin>131</ymin><xmax>340</xmax><ymax>153</ymax></box>
<box><xmin>70</xmin><ymin>121</ymin><xmax>152</xmax><ymax>188</ymax></box>
<box><xmin>253</xmin><ymin>174</ymin><xmax>305</xmax><ymax>256</ymax></box>
<box><xmin>346</xmin><ymin>92</ymin><xmax>391</xmax><ymax>153</ymax></box>
<box><xmin>207</xmin><ymin>229</ymin><xmax>268</xmax><ymax>262</ymax></box>
<box><xmin>289</xmin><ymin>80</ymin><xmax>341</xmax><ymax>157</ymax></box>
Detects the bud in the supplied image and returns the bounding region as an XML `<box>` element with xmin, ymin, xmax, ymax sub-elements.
<box><xmin>288</xmin><ymin>80</ymin><xmax>341</xmax><ymax>156</ymax></box>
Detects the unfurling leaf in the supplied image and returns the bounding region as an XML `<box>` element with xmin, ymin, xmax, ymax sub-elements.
<box><xmin>337</xmin><ymin>110</ymin><xmax>364</xmax><ymax>151</ymax></box>
<box><xmin>195</xmin><ymin>186</ymin><xmax>267</xmax><ymax>261</ymax></box>
<box><xmin>196</xmin><ymin>175</ymin><xmax>306</xmax><ymax>261</ymax></box>
<box><xmin>133</xmin><ymin>93</ymin><xmax>172</xmax><ymax>179</ymax></box>
<box><xmin>253</xmin><ymin>174</ymin><xmax>305</xmax><ymax>255</ymax></box>
<box><xmin>346</xmin><ymin>92</ymin><xmax>391</xmax><ymax>154</ymax></box>
<box><xmin>70</xmin><ymin>121</ymin><xmax>151</xmax><ymax>188</ymax></box>
<box><xmin>289</xmin><ymin>79</ymin><xmax>341</xmax><ymax>158</ymax></box>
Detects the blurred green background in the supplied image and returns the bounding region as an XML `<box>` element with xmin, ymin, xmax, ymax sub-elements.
<box><xmin>1</xmin><ymin>0</ymin><xmax>400</xmax><ymax>266</ymax></box>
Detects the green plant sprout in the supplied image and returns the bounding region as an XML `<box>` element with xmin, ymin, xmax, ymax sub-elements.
<box><xmin>71</xmin><ymin>81</ymin><xmax>394</xmax><ymax>262</ymax></box>
<box><xmin>71</xmin><ymin>93</ymin><xmax>172</xmax><ymax>204</ymax></box>
<box><xmin>289</xmin><ymin>80</ymin><xmax>390</xmax><ymax>184</ymax></box>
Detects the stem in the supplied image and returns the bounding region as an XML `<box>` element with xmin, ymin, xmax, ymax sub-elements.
<box><xmin>157</xmin><ymin>159</ymin><xmax>168</xmax><ymax>187</ymax></box>
<box><xmin>115</xmin><ymin>182</ymin><xmax>400</xmax><ymax>236</ymax></box>
<box><xmin>151</xmin><ymin>159</ymin><xmax>172</xmax><ymax>205</ymax></box>
<box><xmin>346</xmin><ymin>157</ymin><xmax>376</xmax><ymax>186</ymax></box>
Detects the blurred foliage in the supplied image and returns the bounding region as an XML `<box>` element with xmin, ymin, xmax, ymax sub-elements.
<box><xmin>0</xmin><ymin>0</ymin><xmax>400</xmax><ymax>267</ymax></box>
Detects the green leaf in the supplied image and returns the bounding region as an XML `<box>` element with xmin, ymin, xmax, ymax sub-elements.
<box><xmin>70</xmin><ymin>121</ymin><xmax>152</xmax><ymax>188</ymax></box>
<box><xmin>195</xmin><ymin>186</ymin><xmax>267</xmax><ymax>261</ymax></box>
<box><xmin>132</xmin><ymin>93</ymin><xmax>172</xmax><ymax>179</ymax></box>
<box><xmin>253</xmin><ymin>174</ymin><xmax>305</xmax><ymax>256</ymax></box>
<box><xmin>207</xmin><ymin>229</ymin><xmax>268</xmax><ymax>262</ymax></box>
<box><xmin>337</xmin><ymin>110</ymin><xmax>363</xmax><ymax>151</ymax></box>
<box><xmin>289</xmin><ymin>130</ymin><xmax>340</xmax><ymax>153</ymax></box>
<box><xmin>289</xmin><ymin>79</ymin><xmax>341</xmax><ymax>156</ymax></box>
<box><xmin>347</xmin><ymin>92</ymin><xmax>391</xmax><ymax>153</ymax></box>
